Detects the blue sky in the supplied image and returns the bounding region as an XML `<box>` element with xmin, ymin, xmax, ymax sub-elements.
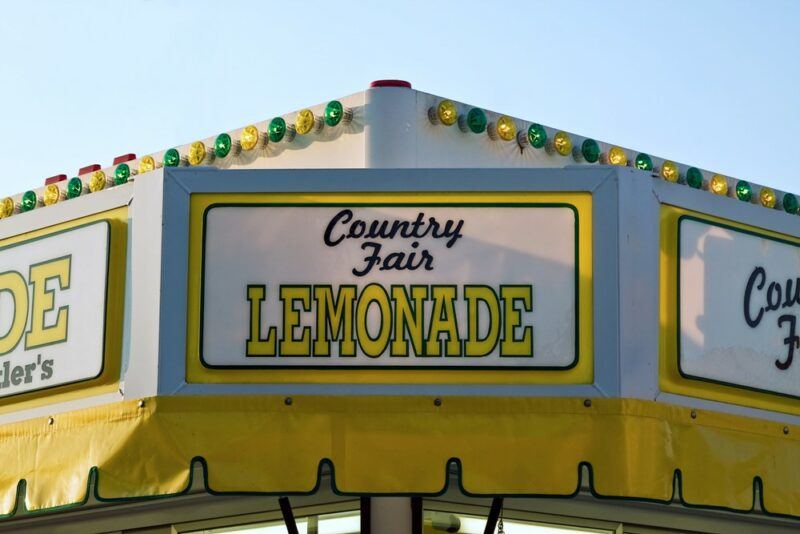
<box><xmin>1</xmin><ymin>1</ymin><xmax>798</xmax><ymax>193</ymax></box>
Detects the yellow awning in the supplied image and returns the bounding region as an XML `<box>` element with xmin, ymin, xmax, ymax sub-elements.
<box><xmin>1</xmin><ymin>396</ymin><xmax>798</xmax><ymax>518</ymax></box>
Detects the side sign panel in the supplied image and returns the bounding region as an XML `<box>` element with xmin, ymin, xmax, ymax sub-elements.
<box><xmin>679</xmin><ymin>216</ymin><xmax>800</xmax><ymax>398</ymax></box>
<box><xmin>0</xmin><ymin>208</ymin><xmax>126</xmax><ymax>407</ymax></box>
<box><xmin>187</xmin><ymin>193</ymin><xmax>593</xmax><ymax>384</ymax></box>
<box><xmin>661</xmin><ymin>205</ymin><xmax>800</xmax><ymax>414</ymax></box>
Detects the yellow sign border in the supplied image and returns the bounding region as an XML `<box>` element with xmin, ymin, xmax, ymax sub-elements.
<box><xmin>0</xmin><ymin>207</ymin><xmax>127</xmax><ymax>412</ymax></box>
<box><xmin>186</xmin><ymin>192</ymin><xmax>593</xmax><ymax>384</ymax></box>
<box><xmin>660</xmin><ymin>205</ymin><xmax>800</xmax><ymax>414</ymax></box>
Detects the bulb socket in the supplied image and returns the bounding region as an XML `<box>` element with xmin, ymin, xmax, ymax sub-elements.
<box><xmin>341</xmin><ymin>107</ymin><xmax>353</xmax><ymax>124</ymax></box>
<box><xmin>516</xmin><ymin>130</ymin><xmax>529</xmax><ymax>149</ymax></box>
<box><xmin>486</xmin><ymin>122</ymin><xmax>498</xmax><ymax>141</ymax></box>
<box><xmin>427</xmin><ymin>106</ymin><xmax>440</xmax><ymax>125</ymax></box>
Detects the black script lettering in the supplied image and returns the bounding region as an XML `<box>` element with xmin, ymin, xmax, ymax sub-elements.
<box><xmin>354</xmin><ymin>242</ymin><xmax>382</xmax><ymax>277</ymax></box>
<box><xmin>323</xmin><ymin>209</ymin><xmax>352</xmax><ymax>247</ymax></box>
<box><xmin>743</xmin><ymin>267</ymin><xmax>766</xmax><ymax>327</ymax></box>
<box><xmin>784</xmin><ymin>278</ymin><xmax>800</xmax><ymax>309</ymax></box>
<box><xmin>767</xmin><ymin>282</ymin><xmax>783</xmax><ymax>311</ymax></box>
<box><xmin>776</xmin><ymin>314</ymin><xmax>800</xmax><ymax>370</ymax></box>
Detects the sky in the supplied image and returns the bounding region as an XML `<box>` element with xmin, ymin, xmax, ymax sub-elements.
<box><xmin>0</xmin><ymin>1</ymin><xmax>798</xmax><ymax>194</ymax></box>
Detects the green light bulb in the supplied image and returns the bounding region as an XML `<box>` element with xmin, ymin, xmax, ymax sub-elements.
<box><xmin>114</xmin><ymin>163</ymin><xmax>130</xmax><ymax>185</ymax></box>
<box><xmin>735</xmin><ymin>180</ymin><xmax>752</xmax><ymax>202</ymax></box>
<box><xmin>527</xmin><ymin>123</ymin><xmax>547</xmax><ymax>149</ymax></box>
<box><xmin>686</xmin><ymin>167</ymin><xmax>703</xmax><ymax>189</ymax></box>
<box><xmin>782</xmin><ymin>193</ymin><xmax>799</xmax><ymax>214</ymax></box>
<box><xmin>581</xmin><ymin>139</ymin><xmax>600</xmax><ymax>163</ymax></box>
<box><xmin>214</xmin><ymin>133</ymin><xmax>232</xmax><ymax>158</ymax></box>
<box><xmin>67</xmin><ymin>177</ymin><xmax>83</xmax><ymax>199</ymax></box>
<box><xmin>21</xmin><ymin>190</ymin><xmax>37</xmax><ymax>212</ymax></box>
<box><xmin>164</xmin><ymin>148</ymin><xmax>180</xmax><ymax>167</ymax></box>
<box><xmin>268</xmin><ymin>117</ymin><xmax>286</xmax><ymax>142</ymax></box>
<box><xmin>634</xmin><ymin>153</ymin><xmax>653</xmax><ymax>171</ymax></box>
<box><xmin>466</xmin><ymin>108</ymin><xmax>487</xmax><ymax>134</ymax></box>
<box><xmin>324</xmin><ymin>100</ymin><xmax>344</xmax><ymax>127</ymax></box>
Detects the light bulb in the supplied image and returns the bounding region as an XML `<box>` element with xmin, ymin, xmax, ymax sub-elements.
<box><xmin>580</xmin><ymin>139</ymin><xmax>600</xmax><ymax>163</ymax></box>
<box><xmin>465</xmin><ymin>108</ymin><xmax>487</xmax><ymax>133</ymax></box>
<box><xmin>295</xmin><ymin>109</ymin><xmax>316</xmax><ymax>135</ymax></box>
<box><xmin>21</xmin><ymin>191</ymin><xmax>38</xmax><ymax>211</ymax></box>
<box><xmin>782</xmin><ymin>193</ymin><xmax>799</xmax><ymax>214</ymax></box>
<box><xmin>634</xmin><ymin>153</ymin><xmax>653</xmax><ymax>171</ymax></box>
<box><xmin>710</xmin><ymin>174</ymin><xmax>728</xmax><ymax>195</ymax></box>
<box><xmin>268</xmin><ymin>117</ymin><xmax>287</xmax><ymax>143</ymax></box>
<box><xmin>66</xmin><ymin>177</ymin><xmax>83</xmax><ymax>199</ymax></box>
<box><xmin>214</xmin><ymin>133</ymin><xmax>232</xmax><ymax>158</ymax></box>
<box><xmin>138</xmin><ymin>155</ymin><xmax>156</xmax><ymax>174</ymax></box>
<box><xmin>552</xmin><ymin>131</ymin><xmax>572</xmax><ymax>156</ymax></box>
<box><xmin>735</xmin><ymin>180</ymin><xmax>752</xmax><ymax>202</ymax></box>
<box><xmin>527</xmin><ymin>124</ymin><xmax>547</xmax><ymax>148</ymax></box>
<box><xmin>89</xmin><ymin>170</ymin><xmax>108</xmax><ymax>192</ymax></box>
<box><xmin>163</xmin><ymin>149</ymin><xmax>180</xmax><ymax>167</ymax></box>
<box><xmin>686</xmin><ymin>167</ymin><xmax>703</xmax><ymax>189</ymax></box>
<box><xmin>607</xmin><ymin>146</ymin><xmax>627</xmax><ymax>166</ymax></box>
<box><xmin>43</xmin><ymin>184</ymin><xmax>61</xmax><ymax>205</ymax></box>
<box><xmin>188</xmin><ymin>141</ymin><xmax>207</xmax><ymax>166</ymax></box>
<box><xmin>660</xmin><ymin>161</ymin><xmax>679</xmax><ymax>182</ymax></box>
<box><xmin>760</xmin><ymin>187</ymin><xmax>776</xmax><ymax>208</ymax></box>
<box><xmin>496</xmin><ymin>116</ymin><xmax>516</xmax><ymax>141</ymax></box>
<box><xmin>114</xmin><ymin>163</ymin><xmax>131</xmax><ymax>185</ymax></box>
<box><xmin>437</xmin><ymin>100</ymin><xmax>458</xmax><ymax>126</ymax></box>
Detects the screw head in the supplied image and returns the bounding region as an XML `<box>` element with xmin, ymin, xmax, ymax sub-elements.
<box><xmin>583</xmin><ymin>399</ymin><xmax>592</xmax><ymax>408</ymax></box>
<box><xmin>784</xmin><ymin>426</ymin><xmax>790</xmax><ymax>435</ymax></box>
<box><xmin>284</xmin><ymin>397</ymin><xmax>293</xmax><ymax>406</ymax></box>
<box><xmin>138</xmin><ymin>400</ymin><xmax>145</xmax><ymax>408</ymax></box>
<box><xmin>434</xmin><ymin>398</ymin><xmax>442</xmax><ymax>407</ymax></box>
<box><xmin>690</xmin><ymin>410</ymin><xmax>697</xmax><ymax>419</ymax></box>
<box><xmin>47</xmin><ymin>416</ymin><xmax>54</xmax><ymax>426</ymax></box>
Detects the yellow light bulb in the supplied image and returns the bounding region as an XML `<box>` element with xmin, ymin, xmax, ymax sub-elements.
<box><xmin>188</xmin><ymin>141</ymin><xmax>207</xmax><ymax>166</ymax></box>
<box><xmin>240</xmin><ymin>125</ymin><xmax>260</xmax><ymax>151</ymax></box>
<box><xmin>553</xmin><ymin>131</ymin><xmax>572</xmax><ymax>156</ymax></box>
<box><xmin>139</xmin><ymin>155</ymin><xmax>155</xmax><ymax>174</ymax></box>
<box><xmin>607</xmin><ymin>146</ymin><xmax>627</xmax><ymax>166</ymax></box>
<box><xmin>760</xmin><ymin>187</ymin><xmax>776</xmax><ymax>208</ymax></box>
<box><xmin>437</xmin><ymin>100</ymin><xmax>458</xmax><ymax>126</ymax></box>
<box><xmin>0</xmin><ymin>197</ymin><xmax>14</xmax><ymax>218</ymax></box>
<box><xmin>43</xmin><ymin>184</ymin><xmax>61</xmax><ymax>206</ymax></box>
<box><xmin>496</xmin><ymin>116</ymin><xmax>516</xmax><ymax>141</ymax></box>
<box><xmin>89</xmin><ymin>170</ymin><xmax>107</xmax><ymax>192</ymax></box>
<box><xmin>295</xmin><ymin>109</ymin><xmax>315</xmax><ymax>135</ymax></box>
<box><xmin>710</xmin><ymin>174</ymin><xmax>728</xmax><ymax>195</ymax></box>
<box><xmin>660</xmin><ymin>161</ymin><xmax>679</xmax><ymax>182</ymax></box>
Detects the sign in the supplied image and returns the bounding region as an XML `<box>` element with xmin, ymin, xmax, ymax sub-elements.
<box><xmin>197</xmin><ymin>198</ymin><xmax>586</xmax><ymax>371</ymax></box>
<box><xmin>678</xmin><ymin>215</ymin><xmax>800</xmax><ymax>398</ymax></box>
<box><xmin>0</xmin><ymin>221</ymin><xmax>112</xmax><ymax>398</ymax></box>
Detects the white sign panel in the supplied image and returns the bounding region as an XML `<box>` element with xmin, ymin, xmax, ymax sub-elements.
<box><xmin>679</xmin><ymin>217</ymin><xmax>800</xmax><ymax>397</ymax></box>
<box><xmin>0</xmin><ymin>221</ymin><xmax>109</xmax><ymax>397</ymax></box>
<box><xmin>201</xmin><ymin>205</ymin><xmax>578</xmax><ymax>368</ymax></box>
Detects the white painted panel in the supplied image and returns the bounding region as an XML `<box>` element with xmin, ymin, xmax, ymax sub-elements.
<box><xmin>0</xmin><ymin>221</ymin><xmax>109</xmax><ymax>397</ymax></box>
<box><xmin>201</xmin><ymin>205</ymin><xmax>577</xmax><ymax>368</ymax></box>
<box><xmin>679</xmin><ymin>217</ymin><xmax>800</xmax><ymax>397</ymax></box>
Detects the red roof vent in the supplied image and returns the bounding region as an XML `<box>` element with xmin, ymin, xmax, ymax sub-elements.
<box><xmin>78</xmin><ymin>164</ymin><xmax>101</xmax><ymax>175</ymax></box>
<box><xmin>369</xmin><ymin>79</ymin><xmax>412</xmax><ymax>88</ymax></box>
<box><xmin>44</xmin><ymin>174</ymin><xmax>67</xmax><ymax>185</ymax></box>
<box><xmin>113</xmin><ymin>153</ymin><xmax>136</xmax><ymax>165</ymax></box>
